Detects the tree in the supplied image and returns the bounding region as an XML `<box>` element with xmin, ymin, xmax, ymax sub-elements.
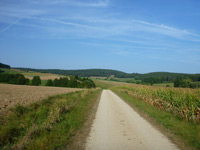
<box><xmin>46</xmin><ymin>79</ymin><xmax>53</xmax><ymax>86</ymax></box>
<box><xmin>0</xmin><ymin>73</ymin><xmax>9</xmax><ymax>82</ymax></box>
<box><xmin>181</xmin><ymin>78</ymin><xmax>192</xmax><ymax>88</ymax></box>
<box><xmin>82</xmin><ymin>80</ymin><xmax>96</xmax><ymax>88</ymax></box>
<box><xmin>32</xmin><ymin>76</ymin><xmax>41</xmax><ymax>86</ymax></box>
<box><xmin>59</xmin><ymin>77</ymin><xmax>68</xmax><ymax>87</ymax></box>
<box><xmin>174</xmin><ymin>78</ymin><xmax>192</xmax><ymax>88</ymax></box>
<box><xmin>0</xmin><ymin>73</ymin><xmax>28</xmax><ymax>85</ymax></box>
<box><xmin>80</xmin><ymin>78</ymin><xmax>96</xmax><ymax>88</ymax></box>
<box><xmin>53</xmin><ymin>78</ymin><xmax>60</xmax><ymax>86</ymax></box>
<box><xmin>174</xmin><ymin>79</ymin><xmax>182</xmax><ymax>87</ymax></box>
<box><xmin>16</xmin><ymin>74</ymin><xmax>26</xmax><ymax>85</ymax></box>
<box><xmin>68</xmin><ymin>76</ymin><xmax>78</xmax><ymax>87</ymax></box>
<box><xmin>25</xmin><ymin>78</ymin><xmax>30</xmax><ymax>85</ymax></box>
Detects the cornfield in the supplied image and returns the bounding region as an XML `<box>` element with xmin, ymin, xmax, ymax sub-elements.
<box><xmin>115</xmin><ymin>85</ymin><xmax>200</xmax><ymax>122</ymax></box>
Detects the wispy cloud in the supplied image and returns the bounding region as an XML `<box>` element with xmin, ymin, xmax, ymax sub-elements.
<box><xmin>113</xmin><ymin>50</ymin><xmax>130</xmax><ymax>57</ymax></box>
<box><xmin>29</xmin><ymin>0</ymin><xmax>109</xmax><ymax>8</ymax></box>
<box><xmin>0</xmin><ymin>18</ymin><xmax>22</xmax><ymax>34</ymax></box>
<box><xmin>0</xmin><ymin>12</ymin><xmax>104</xmax><ymax>34</ymax></box>
<box><xmin>25</xmin><ymin>16</ymin><xmax>102</xmax><ymax>30</ymax></box>
<box><xmin>131</xmin><ymin>19</ymin><xmax>200</xmax><ymax>41</ymax></box>
<box><xmin>0</xmin><ymin>0</ymin><xmax>200</xmax><ymax>44</ymax></box>
<box><xmin>69</xmin><ymin>0</ymin><xmax>109</xmax><ymax>7</ymax></box>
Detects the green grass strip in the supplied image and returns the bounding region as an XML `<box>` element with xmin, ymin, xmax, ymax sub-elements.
<box><xmin>112</xmin><ymin>88</ymin><xmax>200</xmax><ymax>150</ymax></box>
<box><xmin>0</xmin><ymin>89</ymin><xmax>101</xmax><ymax>150</ymax></box>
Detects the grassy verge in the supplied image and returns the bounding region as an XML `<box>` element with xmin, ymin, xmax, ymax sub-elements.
<box><xmin>112</xmin><ymin>87</ymin><xmax>200</xmax><ymax>150</ymax></box>
<box><xmin>0</xmin><ymin>89</ymin><xmax>101</xmax><ymax>150</ymax></box>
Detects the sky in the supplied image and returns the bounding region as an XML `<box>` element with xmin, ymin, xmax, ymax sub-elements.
<box><xmin>0</xmin><ymin>0</ymin><xmax>200</xmax><ymax>74</ymax></box>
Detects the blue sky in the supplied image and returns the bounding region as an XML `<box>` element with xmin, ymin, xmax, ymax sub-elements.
<box><xmin>0</xmin><ymin>0</ymin><xmax>200</xmax><ymax>73</ymax></box>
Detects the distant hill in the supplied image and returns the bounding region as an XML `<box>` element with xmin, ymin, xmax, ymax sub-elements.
<box><xmin>0</xmin><ymin>62</ymin><xmax>10</xmax><ymax>69</ymax></box>
<box><xmin>14</xmin><ymin>68</ymin><xmax>200</xmax><ymax>83</ymax></box>
<box><xmin>135</xmin><ymin>72</ymin><xmax>200</xmax><ymax>81</ymax></box>
<box><xmin>14</xmin><ymin>68</ymin><xmax>129</xmax><ymax>78</ymax></box>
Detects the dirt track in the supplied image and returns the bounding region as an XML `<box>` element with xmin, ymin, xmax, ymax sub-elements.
<box><xmin>85</xmin><ymin>90</ymin><xmax>180</xmax><ymax>150</ymax></box>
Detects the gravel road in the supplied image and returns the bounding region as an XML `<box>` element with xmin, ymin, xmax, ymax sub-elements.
<box><xmin>85</xmin><ymin>90</ymin><xmax>180</xmax><ymax>150</ymax></box>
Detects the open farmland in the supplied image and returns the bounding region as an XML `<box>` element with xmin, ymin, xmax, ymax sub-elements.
<box><xmin>0</xmin><ymin>84</ymin><xmax>82</xmax><ymax>113</ymax></box>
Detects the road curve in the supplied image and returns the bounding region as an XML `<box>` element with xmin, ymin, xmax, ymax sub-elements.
<box><xmin>85</xmin><ymin>90</ymin><xmax>180</xmax><ymax>150</ymax></box>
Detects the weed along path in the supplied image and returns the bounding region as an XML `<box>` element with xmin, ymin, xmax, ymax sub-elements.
<box><xmin>85</xmin><ymin>90</ymin><xmax>180</xmax><ymax>150</ymax></box>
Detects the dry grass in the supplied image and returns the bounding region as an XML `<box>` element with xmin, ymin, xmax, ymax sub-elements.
<box><xmin>23</xmin><ymin>72</ymin><xmax>64</xmax><ymax>80</ymax></box>
<box><xmin>0</xmin><ymin>84</ymin><xmax>82</xmax><ymax>113</ymax></box>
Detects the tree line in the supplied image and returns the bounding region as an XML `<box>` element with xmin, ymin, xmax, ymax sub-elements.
<box><xmin>0</xmin><ymin>73</ymin><xmax>29</xmax><ymax>85</ymax></box>
<box><xmin>45</xmin><ymin>75</ymin><xmax>96</xmax><ymax>88</ymax></box>
<box><xmin>0</xmin><ymin>73</ymin><xmax>41</xmax><ymax>86</ymax></box>
<box><xmin>0</xmin><ymin>73</ymin><xmax>96</xmax><ymax>88</ymax></box>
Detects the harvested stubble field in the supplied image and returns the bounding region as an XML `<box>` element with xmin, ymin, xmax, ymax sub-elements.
<box><xmin>0</xmin><ymin>84</ymin><xmax>82</xmax><ymax>113</ymax></box>
<box><xmin>25</xmin><ymin>74</ymin><xmax>64</xmax><ymax>80</ymax></box>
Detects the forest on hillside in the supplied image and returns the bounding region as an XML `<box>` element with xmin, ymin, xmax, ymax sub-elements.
<box><xmin>15</xmin><ymin>68</ymin><xmax>200</xmax><ymax>84</ymax></box>
<box><xmin>0</xmin><ymin>62</ymin><xmax>10</xmax><ymax>69</ymax></box>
